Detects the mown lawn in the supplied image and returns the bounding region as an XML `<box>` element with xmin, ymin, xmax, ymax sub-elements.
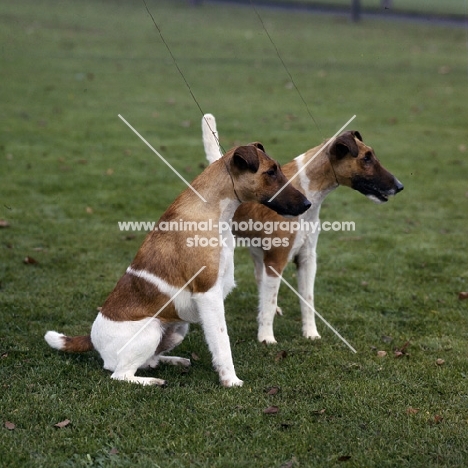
<box><xmin>1</xmin><ymin>0</ymin><xmax>467</xmax><ymax>466</ymax></box>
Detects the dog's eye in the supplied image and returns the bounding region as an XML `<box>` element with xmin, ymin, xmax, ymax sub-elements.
<box><xmin>363</xmin><ymin>152</ymin><xmax>372</xmax><ymax>163</ymax></box>
<box><xmin>265</xmin><ymin>167</ymin><xmax>277</xmax><ymax>177</ymax></box>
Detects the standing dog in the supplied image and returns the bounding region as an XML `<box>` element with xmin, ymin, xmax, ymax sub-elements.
<box><xmin>45</xmin><ymin>143</ymin><xmax>310</xmax><ymax>386</ymax></box>
<box><xmin>202</xmin><ymin>114</ymin><xmax>403</xmax><ymax>344</ymax></box>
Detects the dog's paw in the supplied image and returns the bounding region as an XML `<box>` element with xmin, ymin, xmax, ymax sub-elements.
<box><xmin>222</xmin><ymin>377</ymin><xmax>244</xmax><ymax>388</ymax></box>
<box><xmin>175</xmin><ymin>357</ymin><xmax>191</xmax><ymax>367</ymax></box>
<box><xmin>304</xmin><ymin>331</ymin><xmax>321</xmax><ymax>340</ymax></box>
<box><xmin>259</xmin><ymin>335</ymin><xmax>278</xmax><ymax>345</ymax></box>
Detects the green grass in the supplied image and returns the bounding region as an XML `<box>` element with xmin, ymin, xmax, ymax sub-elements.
<box><xmin>1</xmin><ymin>0</ymin><xmax>468</xmax><ymax>466</ymax></box>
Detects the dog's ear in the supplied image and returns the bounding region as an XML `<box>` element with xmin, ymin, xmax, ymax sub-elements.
<box><xmin>351</xmin><ymin>130</ymin><xmax>363</xmax><ymax>142</ymax></box>
<box><xmin>330</xmin><ymin>131</ymin><xmax>360</xmax><ymax>159</ymax></box>
<box><xmin>231</xmin><ymin>145</ymin><xmax>260</xmax><ymax>173</ymax></box>
<box><xmin>249</xmin><ymin>142</ymin><xmax>265</xmax><ymax>153</ymax></box>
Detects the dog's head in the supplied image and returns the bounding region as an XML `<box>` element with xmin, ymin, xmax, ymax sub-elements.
<box><xmin>228</xmin><ymin>143</ymin><xmax>311</xmax><ymax>217</ymax></box>
<box><xmin>329</xmin><ymin>131</ymin><xmax>404</xmax><ymax>203</ymax></box>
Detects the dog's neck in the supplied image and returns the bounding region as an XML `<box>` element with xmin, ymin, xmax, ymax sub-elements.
<box><xmin>284</xmin><ymin>144</ymin><xmax>339</xmax><ymax>196</ymax></box>
<box><xmin>178</xmin><ymin>158</ymin><xmax>242</xmax><ymax>221</ymax></box>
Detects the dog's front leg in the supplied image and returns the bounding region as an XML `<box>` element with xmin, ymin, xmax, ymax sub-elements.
<box><xmin>296</xmin><ymin>239</ymin><xmax>321</xmax><ymax>340</ymax></box>
<box><xmin>193</xmin><ymin>289</ymin><xmax>243</xmax><ymax>387</ymax></box>
<box><xmin>257</xmin><ymin>265</ymin><xmax>282</xmax><ymax>344</ymax></box>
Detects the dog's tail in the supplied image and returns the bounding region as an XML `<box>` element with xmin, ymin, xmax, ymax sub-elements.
<box><xmin>202</xmin><ymin>113</ymin><xmax>223</xmax><ymax>164</ymax></box>
<box><xmin>45</xmin><ymin>330</ymin><xmax>94</xmax><ymax>353</ymax></box>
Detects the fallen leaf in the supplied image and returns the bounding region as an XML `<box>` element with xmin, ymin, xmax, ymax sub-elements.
<box><xmin>275</xmin><ymin>350</ymin><xmax>287</xmax><ymax>362</ymax></box>
<box><xmin>54</xmin><ymin>419</ymin><xmax>71</xmax><ymax>428</ymax></box>
<box><xmin>106</xmin><ymin>168</ymin><xmax>114</xmax><ymax>176</ymax></box>
<box><xmin>109</xmin><ymin>447</ymin><xmax>119</xmax><ymax>455</ymax></box>
<box><xmin>381</xmin><ymin>335</ymin><xmax>393</xmax><ymax>343</ymax></box>
<box><xmin>266</xmin><ymin>386</ymin><xmax>280</xmax><ymax>396</ymax></box>
<box><xmin>406</xmin><ymin>407</ymin><xmax>419</xmax><ymax>415</ymax></box>
<box><xmin>0</xmin><ymin>220</ymin><xmax>10</xmax><ymax>228</ymax></box>
<box><xmin>338</xmin><ymin>455</ymin><xmax>351</xmax><ymax>462</ymax></box>
<box><xmin>263</xmin><ymin>406</ymin><xmax>279</xmax><ymax>415</ymax></box>
<box><xmin>434</xmin><ymin>414</ymin><xmax>443</xmax><ymax>424</ymax></box>
<box><xmin>4</xmin><ymin>421</ymin><xmax>16</xmax><ymax>430</ymax></box>
<box><xmin>436</xmin><ymin>359</ymin><xmax>445</xmax><ymax>366</ymax></box>
<box><xmin>459</xmin><ymin>144</ymin><xmax>467</xmax><ymax>153</ymax></box>
<box><xmin>394</xmin><ymin>340</ymin><xmax>410</xmax><ymax>357</ymax></box>
<box><xmin>377</xmin><ymin>350</ymin><xmax>387</xmax><ymax>357</ymax></box>
<box><xmin>23</xmin><ymin>256</ymin><xmax>38</xmax><ymax>265</ymax></box>
<box><xmin>312</xmin><ymin>408</ymin><xmax>326</xmax><ymax>415</ymax></box>
<box><xmin>458</xmin><ymin>292</ymin><xmax>468</xmax><ymax>300</ymax></box>
<box><xmin>191</xmin><ymin>352</ymin><xmax>200</xmax><ymax>361</ymax></box>
<box><xmin>1</xmin><ymin>353</ymin><xmax>8</xmax><ymax>359</ymax></box>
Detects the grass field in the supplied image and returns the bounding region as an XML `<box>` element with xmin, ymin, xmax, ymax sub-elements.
<box><xmin>1</xmin><ymin>0</ymin><xmax>468</xmax><ymax>466</ymax></box>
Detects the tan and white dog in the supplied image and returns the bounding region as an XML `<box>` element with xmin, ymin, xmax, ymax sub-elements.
<box><xmin>202</xmin><ymin>114</ymin><xmax>403</xmax><ymax>344</ymax></box>
<box><xmin>45</xmin><ymin>143</ymin><xmax>311</xmax><ymax>386</ymax></box>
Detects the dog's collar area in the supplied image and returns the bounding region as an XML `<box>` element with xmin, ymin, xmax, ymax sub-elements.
<box><xmin>223</xmin><ymin>159</ymin><xmax>243</xmax><ymax>204</ymax></box>
<box><xmin>329</xmin><ymin>157</ymin><xmax>340</xmax><ymax>187</ymax></box>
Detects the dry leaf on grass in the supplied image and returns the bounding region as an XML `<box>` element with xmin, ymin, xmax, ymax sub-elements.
<box><xmin>266</xmin><ymin>386</ymin><xmax>280</xmax><ymax>396</ymax></box>
<box><xmin>23</xmin><ymin>256</ymin><xmax>38</xmax><ymax>265</ymax></box>
<box><xmin>191</xmin><ymin>352</ymin><xmax>200</xmax><ymax>361</ymax></box>
<box><xmin>406</xmin><ymin>407</ymin><xmax>419</xmax><ymax>415</ymax></box>
<box><xmin>433</xmin><ymin>414</ymin><xmax>443</xmax><ymax>424</ymax></box>
<box><xmin>263</xmin><ymin>406</ymin><xmax>279</xmax><ymax>415</ymax></box>
<box><xmin>5</xmin><ymin>421</ymin><xmax>16</xmax><ymax>430</ymax></box>
<box><xmin>436</xmin><ymin>358</ymin><xmax>445</xmax><ymax>366</ymax></box>
<box><xmin>376</xmin><ymin>350</ymin><xmax>387</xmax><ymax>358</ymax></box>
<box><xmin>0</xmin><ymin>220</ymin><xmax>10</xmax><ymax>228</ymax></box>
<box><xmin>109</xmin><ymin>447</ymin><xmax>119</xmax><ymax>455</ymax></box>
<box><xmin>275</xmin><ymin>350</ymin><xmax>287</xmax><ymax>362</ymax></box>
<box><xmin>338</xmin><ymin>455</ymin><xmax>351</xmax><ymax>462</ymax></box>
<box><xmin>312</xmin><ymin>408</ymin><xmax>326</xmax><ymax>415</ymax></box>
<box><xmin>54</xmin><ymin>419</ymin><xmax>71</xmax><ymax>428</ymax></box>
<box><xmin>394</xmin><ymin>341</ymin><xmax>410</xmax><ymax>358</ymax></box>
<box><xmin>458</xmin><ymin>292</ymin><xmax>468</xmax><ymax>300</ymax></box>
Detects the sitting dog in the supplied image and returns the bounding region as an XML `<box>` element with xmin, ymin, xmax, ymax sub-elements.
<box><xmin>45</xmin><ymin>143</ymin><xmax>310</xmax><ymax>386</ymax></box>
<box><xmin>202</xmin><ymin>114</ymin><xmax>403</xmax><ymax>344</ymax></box>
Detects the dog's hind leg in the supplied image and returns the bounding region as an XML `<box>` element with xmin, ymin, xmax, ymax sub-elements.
<box><xmin>91</xmin><ymin>314</ymin><xmax>167</xmax><ymax>385</ymax></box>
<box><xmin>146</xmin><ymin>322</ymin><xmax>191</xmax><ymax>368</ymax></box>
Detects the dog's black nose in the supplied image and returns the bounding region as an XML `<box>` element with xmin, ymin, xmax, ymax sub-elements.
<box><xmin>395</xmin><ymin>178</ymin><xmax>404</xmax><ymax>193</ymax></box>
<box><xmin>304</xmin><ymin>199</ymin><xmax>312</xmax><ymax>210</ymax></box>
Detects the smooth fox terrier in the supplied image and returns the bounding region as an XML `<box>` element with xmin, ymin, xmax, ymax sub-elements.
<box><xmin>202</xmin><ymin>114</ymin><xmax>403</xmax><ymax>344</ymax></box>
<box><xmin>45</xmin><ymin>143</ymin><xmax>311</xmax><ymax>386</ymax></box>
